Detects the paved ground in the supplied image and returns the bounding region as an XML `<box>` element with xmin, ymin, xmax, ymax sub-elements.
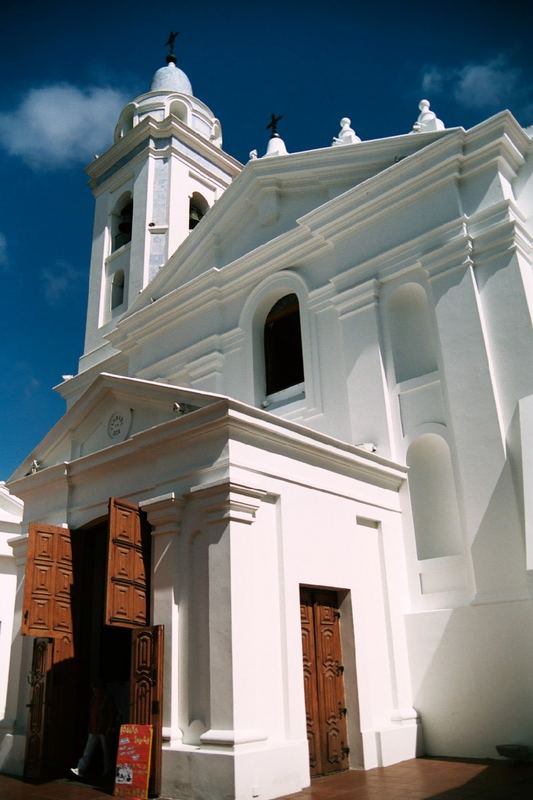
<box><xmin>1</xmin><ymin>757</ymin><xmax>533</xmax><ymax>799</ymax></box>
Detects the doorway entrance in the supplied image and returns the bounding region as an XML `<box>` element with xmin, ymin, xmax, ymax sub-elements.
<box><xmin>300</xmin><ymin>587</ymin><xmax>349</xmax><ymax>777</ymax></box>
<box><xmin>22</xmin><ymin>498</ymin><xmax>163</xmax><ymax>795</ymax></box>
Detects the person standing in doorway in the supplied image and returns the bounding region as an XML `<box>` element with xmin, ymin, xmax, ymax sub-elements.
<box><xmin>71</xmin><ymin>683</ymin><xmax>116</xmax><ymax>779</ymax></box>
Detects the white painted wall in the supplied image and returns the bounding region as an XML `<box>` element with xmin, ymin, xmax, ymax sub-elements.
<box><xmin>0</xmin><ymin>485</ymin><xmax>22</xmax><ymax>742</ymax></box>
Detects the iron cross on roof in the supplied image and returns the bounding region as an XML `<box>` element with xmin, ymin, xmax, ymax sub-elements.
<box><xmin>165</xmin><ymin>31</ymin><xmax>179</xmax><ymax>56</ymax></box>
<box><xmin>266</xmin><ymin>113</ymin><xmax>283</xmax><ymax>137</ymax></box>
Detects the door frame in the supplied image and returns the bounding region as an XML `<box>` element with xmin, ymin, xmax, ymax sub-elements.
<box><xmin>300</xmin><ymin>586</ymin><xmax>361</xmax><ymax>776</ymax></box>
<box><xmin>21</xmin><ymin>498</ymin><xmax>162</xmax><ymax>792</ymax></box>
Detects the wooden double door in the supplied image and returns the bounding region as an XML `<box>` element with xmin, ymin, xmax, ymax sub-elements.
<box><xmin>22</xmin><ymin>498</ymin><xmax>163</xmax><ymax>796</ymax></box>
<box><xmin>300</xmin><ymin>588</ymin><xmax>349</xmax><ymax>777</ymax></box>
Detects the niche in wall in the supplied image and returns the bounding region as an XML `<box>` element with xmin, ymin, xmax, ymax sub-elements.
<box><xmin>407</xmin><ymin>433</ymin><xmax>464</xmax><ymax>560</ymax></box>
<box><xmin>388</xmin><ymin>282</ymin><xmax>438</xmax><ymax>383</ymax></box>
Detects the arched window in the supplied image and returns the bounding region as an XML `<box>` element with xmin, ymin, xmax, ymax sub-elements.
<box><xmin>264</xmin><ymin>293</ymin><xmax>304</xmax><ymax>396</ymax></box>
<box><xmin>112</xmin><ymin>196</ymin><xmax>133</xmax><ymax>252</ymax></box>
<box><xmin>111</xmin><ymin>270</ymin><xmax>125</xmax><ymax>310</ymax></box>
<box><xmin>189</xmin><ymin>192</ymin><xmax>209</xmax><ymax>230</ymax></box>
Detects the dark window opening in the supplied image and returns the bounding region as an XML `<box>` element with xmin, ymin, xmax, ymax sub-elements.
<box><xmin>189</xmin><ymin>193</ymin><xmax>209</xmax><ymax>230</ymax></box>
<box><xmin>111</xmin><ymin>270</ymin><xmax>125</xmax><ymax>310</ymax></box>
<box><xmin>264</xmin><ymin>293</ymin><xmax>305</xmax><ymax>396</ymax></box>
<box><xmin>113</xmin><ymin>199</ymin><xmax>133</xmax><ymax>251</ymax></box>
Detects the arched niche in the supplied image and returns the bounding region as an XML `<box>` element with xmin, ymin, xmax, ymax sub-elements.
<box><xmin>210</xmin><ymin>119</ymin><xmax>222</xmax><ymax>148</ymax></box>
<box><xmin>114</xmin><ymin>104</ymin><xmax>135</xmax><ymax>142</ymax></box>
<box><xmin>407</xmin><ymin>432</ymin><xmax>464</xmax><ymax>560</ymax></box>
<box><xmin>169</xmin><ymin>99</ymin><xmax>189</xmax><ymax>125</ymax></box>
<box><xmin>388</xmin><ymin>282</ymin><xmax>438</xmax><ymax>383</ymax></box>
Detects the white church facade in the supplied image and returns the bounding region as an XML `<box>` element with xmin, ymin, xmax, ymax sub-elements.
<box><xmin>1</xmin><ymin>48</ymin><xmax>533</xmax><ymax>800</ymax></box>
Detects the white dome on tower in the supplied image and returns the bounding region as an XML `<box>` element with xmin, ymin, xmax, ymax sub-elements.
<box><xmin>114</xmin><ymin>55</ymin><xmax>222</xmax><ymax>148</ymax></box>
<box><xmin>150</xmin><ymin>60</ymin><xmax>193</xmax><ymax>95</ymax></box>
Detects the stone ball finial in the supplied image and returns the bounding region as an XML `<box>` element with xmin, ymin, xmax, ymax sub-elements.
<box><xmin>412</xmin><ymin>99</ymin><xmax>444</xmax><ymax>133</ymax></box>
<box><xmin>332</xmin><ymin>116</ymin><xmax>361</xmax><ymax>146</ymax></box>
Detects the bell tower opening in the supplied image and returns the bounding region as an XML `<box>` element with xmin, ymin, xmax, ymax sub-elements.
<box><xmin>189</xmin><ymin>192</ymin><xmax>209</xmax><ymax>230</ymax></box>
<box><xmin>112</xmin><ymin>196</ymin><xmax>133</xmax><ymax>252</ymax></box>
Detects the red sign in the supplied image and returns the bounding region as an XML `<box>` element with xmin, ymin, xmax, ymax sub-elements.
<box><xmin>114</xmin><ymin>723</ymin><xmax>153</xmax><ymax>799</ymax></box>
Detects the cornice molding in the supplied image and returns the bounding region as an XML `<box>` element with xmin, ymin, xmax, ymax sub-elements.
<box><xmin>8</xmin><ymin>533</ymin><xmax>29</xmax><ymax>565</ymax></box>
<box><xmin>140</xmin><ymin>492</ymin><xmax>185</xmax><ymax>536</ymax></box>
<box><xmin>189</xmin><ymin>480</ymin><xmax>269</xmax><ymax>526</ymax></box>
<box><xmin>8</xmin><ymin>383</ymin><xmax>407</xmax><ymax>502</ymax></box>
<box><xmin>329</xmin><ymin>279</ymin><xmax>381</xmax><ymax>318</ymax></box>
<box><xmin>86</xmin><ymin>116</ymin><xmax>242</xmax><ymax>190</ymax></box>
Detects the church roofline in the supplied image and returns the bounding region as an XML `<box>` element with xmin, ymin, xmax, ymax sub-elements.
<box><xmin>106</xmin><ymin>111</ymin><xmax>530</xmax><ymax>356</ymax></box>
<box><xmin>119</xmin><ymin>126</ymin><xmax>461</xmax><ymax>318</ymax></box>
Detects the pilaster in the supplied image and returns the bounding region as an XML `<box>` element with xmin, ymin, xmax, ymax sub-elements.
<box><xmin>188</xmin><ymin>480</ymin><xmax>269</xmax><ymax>747</ymax></box>
<box><xmin>140</xmin><ymin>493</ymin><xmax>185</xmax><ymax>746</ymax></box>
<box><xmin>330</xmin><ymin>279</ymin><xmax>394</xmax><ymax>456</ymax></box>
<box><xmin>427</xmin><ymin>250</ymin><xmax>528</xmax><ymax>602</ymax></box>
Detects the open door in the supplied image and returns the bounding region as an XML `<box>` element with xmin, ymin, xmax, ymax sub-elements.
<box><xmin>106</xmin><ymin>499</ymin><xmax>162</xmax><ymax>794</ymax></box>
<box><xmin>21</xmin><ymin>523</ymin><xmax>73</xmax><ymax>638</ymax></box>
<box><xmin>22</xmin><ymin>524</ymin><xmax>76</xmax><ymax>779</ymax></box>
<box><xmin>131</xmin><ymin>626</ymin><xmax>164</xmax><ymax>797</ymax></box>
<box><xmin>24</xmin><ymin>638</ymin><xmax>53</xmax><ymax>779</ymax></box>
<box><xmin>105</xmin><ymin>498</ymin><xmax>150</xmax><ymax>628</ymax></box>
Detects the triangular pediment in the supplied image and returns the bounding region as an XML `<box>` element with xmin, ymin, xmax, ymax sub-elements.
<box><xmin>9</xmin><ymin>374</ymin><xmax>225</xmax><ymax>482</ymax></box>
<box><xmin>127</xmin><ymin>128</ymin><xmax>454</xmax><ymax>313</ymax></box>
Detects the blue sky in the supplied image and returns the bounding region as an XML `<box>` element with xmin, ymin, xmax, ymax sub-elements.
<box><xmin>1</xmin><ymin>0</ymin><xmax>532</xmax><ymax>478</ymax></box>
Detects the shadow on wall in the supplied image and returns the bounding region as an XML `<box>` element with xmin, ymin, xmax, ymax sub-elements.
<box><xmin>405</xmin><ymin>594</ymin><xmax>533</xmax><ymax>760</ymax></box>
<box><xmin>406</xmin><ymin>421</ymin><xmax>533</xmax><ymax>758</ymax></box>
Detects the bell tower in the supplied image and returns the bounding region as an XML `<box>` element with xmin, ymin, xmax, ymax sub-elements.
<box><xmin>80</xmin><ymin>44</ymin><xmax>242</xmax><ymax>373</ymax></box>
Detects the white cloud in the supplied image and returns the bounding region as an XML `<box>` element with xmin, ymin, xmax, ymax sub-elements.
<box><xmin>421</xmin><ymin>55</ymin><xmax>525</xmax><ymax>112</ymax></box>
<box><xmin>0</xmin><ymin>83</ymin><xmax>127</xmax><ymax>169</ymax></box>
<box><xmin>455</xmin><ymin>57</ymin><xmax>520</xmax><ymax>109</ymax></box>
<box><xmin>42</xmin><ymin>260</ymin><xmax>83</xmax><ymax>306</ymax></box>
<box><xmin>23</xmin><ymin>375</ymin><xmax>41</xmax><ymax>401</ymax></box>
<box><xmin>0</xmin><ymin>233</ymin><xmax>7</xmax><ymax>269</ymax></box>
<box><xmin>422</xmin><ymin>67</ymin><xmax>444</xmax><ymax>95</ymax></box>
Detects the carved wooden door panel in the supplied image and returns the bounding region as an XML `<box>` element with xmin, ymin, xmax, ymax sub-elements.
<box><xmin>300</xmin><ymin>591</ymin><xmax>321</xmax><ymax>776</ymax></box>
<box><xmin>131</xmin><ymin>626</ymin><xmax>164</xmax><ymax>797</ymax></box>
<box><xmin>300</xmin><ymin>588</ymin><xmax>349</xmax><ymax>777</ymax></box>
<box><xmin>21</xmin><ymin>523</ymin><xmax>73</xmax><ymax>638</ymax></box>
<box><xmin>24</xmin><ymin>638</ymin><xmax>52</xmax><ymax>779</ymax></box>
<box><xmin>105</xmin><ymin>498</ymin><xmax>150</xmax><ymax>628</ymax></box>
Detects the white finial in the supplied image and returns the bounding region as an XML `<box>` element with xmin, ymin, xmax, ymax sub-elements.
<box><xmin>412</xmin><ymin>99</ymin><xmax>444</xmax><ymax>133</ymax></box>
<box><xmin>332</xmin><ymin>117</ymin><xmax>361</xmax><ymax>146</ymax></box>
<box><xmin>263</xmin><ymin>113</ymin><xmax>288</xmax><ymax>157</ymax></box>
<box><xmin>265</xmin><ymin>136</ymin><xmax>288</xmax><ymax>157</ymax></box>
<box><xmin>249</xmin><ymin>149</ymin><xmax>258</xmax><ymax>160</ymax></box>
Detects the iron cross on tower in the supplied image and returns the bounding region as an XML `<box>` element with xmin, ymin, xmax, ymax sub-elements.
<box><xmin>266</xmin><ymin>113</ymin><xmax>283</xmax><ymax>137</ymax></box>
<box><xmin>165</xmin><ymin>31</ymin><xmax>179</xmax><ymax>57</ymax></box>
